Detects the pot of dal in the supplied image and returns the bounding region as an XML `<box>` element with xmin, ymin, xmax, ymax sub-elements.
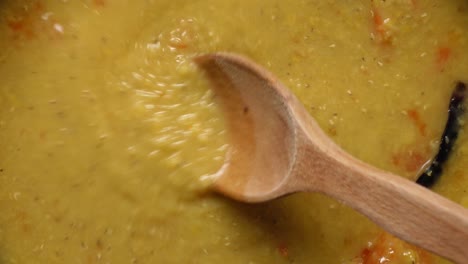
<box><xmin>0</xmin><ymin>1</ymin><xmax>467</xmax><ymax>263</ymax></box>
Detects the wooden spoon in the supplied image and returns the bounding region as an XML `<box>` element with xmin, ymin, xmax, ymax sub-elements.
<box><xmin>194</xmin><ymin>53</ymin><xmax>468</xmax><ymax>263</ymax></box>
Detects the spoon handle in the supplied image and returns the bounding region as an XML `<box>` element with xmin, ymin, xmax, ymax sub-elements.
<box><xmin>294</xmin><ymin>132</ymin><xmax>468</xmax><ymax>263</ymax></box>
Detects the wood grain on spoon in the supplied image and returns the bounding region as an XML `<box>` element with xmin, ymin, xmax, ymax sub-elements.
<box><xmin>194</xmin><ymin>53</ymin><xmax>468</xmax><ymax>263</ymax></box>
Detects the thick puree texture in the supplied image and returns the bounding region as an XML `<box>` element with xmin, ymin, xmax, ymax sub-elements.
<box><xmin>0</xmin><ymin>0</ymin><xmax>467</xmax><ymax>263</ymax></box>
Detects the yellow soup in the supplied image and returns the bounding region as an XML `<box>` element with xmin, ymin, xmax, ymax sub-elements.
<box><xmin>0</xmin><ymin>0</ymin><xmax>467</xmax><ymax>263</ymax></box>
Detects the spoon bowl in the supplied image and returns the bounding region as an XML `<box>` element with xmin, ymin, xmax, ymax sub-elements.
<box><xmin>195</xmin><ymin>53</ymin><xmax>468</xmax><ymax>263</ymax></box>
<box><xmin>195</xmin><ymin>54</ymin><xmax>297</xmax><ymax>201</ymax></box>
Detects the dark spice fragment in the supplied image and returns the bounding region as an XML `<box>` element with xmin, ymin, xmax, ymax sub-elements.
<box><xmin>417</xmin><ymin>82</ymin><xmax>466</xmax><ymax>188</ymax></box>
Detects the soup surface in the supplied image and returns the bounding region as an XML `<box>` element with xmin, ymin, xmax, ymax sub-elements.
<box><xmin>0</xmin><ymin>0</ymin><xmax>467</xmax><ymax>263</ymax></box>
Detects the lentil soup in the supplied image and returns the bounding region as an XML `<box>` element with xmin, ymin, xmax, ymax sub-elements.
<box><xmin>0</xmin><ymin>0</ymin><xmax>467</xmax><ymax>263</ymax></box>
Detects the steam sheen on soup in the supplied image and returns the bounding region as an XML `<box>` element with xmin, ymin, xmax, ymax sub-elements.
<box><xmin>0</xmin><ymin>0</ymin><xmax>467</xmax><ymax>263</ymax></box>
